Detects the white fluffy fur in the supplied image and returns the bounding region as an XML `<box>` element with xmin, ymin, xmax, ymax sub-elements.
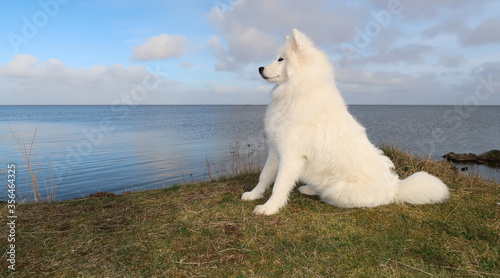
<box><xmin>242</xmin><ymin>29</ymin><xmax>450</xmax><ymax>215</ymax></box>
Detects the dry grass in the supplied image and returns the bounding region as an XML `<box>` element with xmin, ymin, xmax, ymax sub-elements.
<box><xmin>1</xmin><ymin>146</ymin><xmax>499</xmax><ymax>277</ymax></box>
<box><xmin>229</xmin><ymin>141</ymin><xmax>267</xmax><ymax>176</ymax></box>
<box><xmin>204</xmin><ymin>141</ymin><xmax>267</xmax><ymax>182</ymax></box>
<box><xmin>6</xmin><ymin>123</ymin><xmax>64</xmax><ymax>203</ymax></box>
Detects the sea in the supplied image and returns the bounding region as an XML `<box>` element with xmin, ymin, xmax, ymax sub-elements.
<box><xmin>1</xmin><ymin>105</ymin><xmax>499</xmax><ymax>202</ymax></box>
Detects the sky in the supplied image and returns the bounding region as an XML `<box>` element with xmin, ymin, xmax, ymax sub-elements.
<box><xmin>1</xmin><ymin>0</ymin><xmax>500</xmax><ymax>105</ymax></box>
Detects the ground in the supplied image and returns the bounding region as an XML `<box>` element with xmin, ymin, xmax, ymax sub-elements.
<box><xmin>1</xmin><ymin>146</ymin><xmax>499</xmax><ymax>277</ymax></box>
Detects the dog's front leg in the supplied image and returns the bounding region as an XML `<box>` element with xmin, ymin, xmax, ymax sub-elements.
<box><xmin>253</xmin><ymin>155</ymin><xmax>305</xmax><ymax>215</ymax></box>
<box><xmin>242</xmin><ymin>147</ymin><xmax>279</xmax><ymax>201</ymax></box>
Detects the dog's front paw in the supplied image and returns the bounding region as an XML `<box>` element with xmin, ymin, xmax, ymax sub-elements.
<box><xmin>241</xmin><ymin>191</ymin><xmax>263</xmax><ymax>201</ymax></box>
<box><xmin>253</xmin><ymin>204</ymin><xmax>279</xmax><ymax>215</ymax></box>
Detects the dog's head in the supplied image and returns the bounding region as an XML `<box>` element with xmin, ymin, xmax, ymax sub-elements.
<box><xmin>259</xmin><ymin>29</ymin><xmax>324</xmax><ymax>84</ymax></box>
<box><xmin>259</xmin><ymin>29</ymin><xmax>333</xmax><ymax>85</ymax></box>
<box><xmin>258</xmin><ymin>45</ymin><xmax>289</xmax><ymax>84</ymax></box>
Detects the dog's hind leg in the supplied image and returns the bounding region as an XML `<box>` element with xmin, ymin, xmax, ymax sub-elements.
<box><xmin>242</xmin><ymin>147</ymin><xmax>279</xmax><ymax>201</ymax></box>
<box><xmin>297</xmin><ymin>185</ymin><xmax>318</xmax><ymax>196</ymax></box>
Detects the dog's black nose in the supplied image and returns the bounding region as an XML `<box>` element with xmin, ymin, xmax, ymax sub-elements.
<box><xmin>259</xmin><ymin>67</ymin><xmax>264</xmax><ymax>74</ymax></box>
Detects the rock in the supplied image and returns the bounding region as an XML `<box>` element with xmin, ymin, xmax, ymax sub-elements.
<box><xmin>442</xmin><ymin>150</ymin><xmax>500</xmax><ymax>168</ymax></box>
<box><xmin>442</xmin><ymin>152</ymin><xmax>479</xmax><ymax>163</ymax></box>
<box><xmin>478</xmin><ymin>150</ymin><xmax>500</xmax><ymax>167</ymax></box>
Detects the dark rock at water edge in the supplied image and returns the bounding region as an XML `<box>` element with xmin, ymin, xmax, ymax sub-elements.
<box><xmin>442</xmin><ymin>152</ymin><xmax>479</xmax><ymax>162</ymax></box>
<box><xmin>443</xmin><ymin>150</ymin><xmax>500</xmax><ymax>167</ymax></box>
<box><xmin>477</xmin><ymin>150</ymin><xmax>500</xmax><ymax>166</ymax></box>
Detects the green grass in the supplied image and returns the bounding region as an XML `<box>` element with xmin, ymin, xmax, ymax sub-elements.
<box><xmin>1</xmin><ymin>146</ymin><xmax>499</xmax><ymax>277</ymax></box>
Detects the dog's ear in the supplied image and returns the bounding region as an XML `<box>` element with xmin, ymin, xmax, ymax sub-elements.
<box><xmin>289</xmin><ymin>29</ymin><xmax>301</xmax><ymax>51</ymax></box>
<box><xmin>290</xmin><ymin>28</ymin><xmax>313</xmax><ymax>51</ymax></box>
<box><xmin>284</xmin><ymin>35</ymin><xmax>296</xmax><ymax>53</ymax></box>
<box><xmin>291</xmin><ymin>29</ymin><xmax>301</xmax><ymax>41</ymax></box>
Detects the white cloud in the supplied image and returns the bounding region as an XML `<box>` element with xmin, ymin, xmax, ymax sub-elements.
<box><xmin>437</xmin><ymin>54</ymin><xmax>465</xmax><ymax>67</ymax></box>
<box><xmin>462</xmin><ymin>17</ymin><xmax>500</xmax><ymax>45</ymax></box>
<box><xmin>0</xmin><ymin>54</ymin><xmax>151</xmax><ymax>84</ymax></box>
<box><xmin>206</xmin><ymin>0</ymin><xmax>497</xmax><ymax>67</ymax></box>
<box><xmin>207</xmin><ymin>0</ymin><xmax>368</xmax><ymax>72</ymax></box>
<box><xmin>0</xmin><ymin>54</ymin><xmax>271</xmax><ymax>105</ymax></box>
<box><xmin>422</xmin><ymin>18</ymin><xmax>464</xmax><ymax>39</ymax></box>
<box><xmin>131</xmin><ymin>34</ymin><xmax>189</xmax><ymax>61</ymax></box>
<box><xmin>336</xmin><ymin>69</ymin><xmax>455</xmax><ymax>104</ymax></box>
<box><xmin>3</xmin><ymin>1</ymin><xmax>498</xmax><ymax>105</ymax></box>
<box><xmin>0</xmin><ymin>54</ymin><xmax>171</xmax><ymax>104</ymax></box>
<box><xmin>348</xmin><ymin>44</ymin><xmax>434</xmax><ymax>65</ymax></box>
<box><xmin>203</xmin><ymin>0</ymin><xmax>499</xmax><ymax>104</ymax></box>
<box><xmin>422</xmin><ymin>16</ymin><xmax>500</xmax><ymax>46</ymax></box>
<box><xmin>370</xmin><ymin>0</ymin><xmax>490</xmax><ymax>21</ymax></box>
<box><xmin>206</xmin><ymin>35</ymin><xmax>236</xmax><ymax>71</ymax></box>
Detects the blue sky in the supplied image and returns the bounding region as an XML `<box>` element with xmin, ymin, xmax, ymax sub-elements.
<box><xmin>1</xmin><ymin>0</ymin><xmax>500</xmax><ymax>105</ymax></box>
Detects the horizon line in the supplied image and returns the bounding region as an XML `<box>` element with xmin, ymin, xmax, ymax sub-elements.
<box><xmin>1</xmin><ymin>104</ymin><xmax>500</xmax><ymax>106</ymax></box>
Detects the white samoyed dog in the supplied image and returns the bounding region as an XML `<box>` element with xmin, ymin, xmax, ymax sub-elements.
<box><xmin>242</xmin><ymin>29</ymin><xmax>449</xmax><ymax>215</ymax></box>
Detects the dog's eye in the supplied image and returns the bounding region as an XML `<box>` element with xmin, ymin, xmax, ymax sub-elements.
<box><xmin>278</xmin><ymin>57</ymin><xmax>284</xmax><ymax>62</ymax></box>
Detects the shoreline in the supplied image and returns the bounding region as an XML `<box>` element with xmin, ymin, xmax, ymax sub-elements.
<box><xmin>3</xmin><ymin>105</ymin><xmax>499</xmax><ymax>202</ymax></box>
<box><xmin>3</xmin><ymin>146</ymin><xmax>500</xmax><ymax>203</ymax></box>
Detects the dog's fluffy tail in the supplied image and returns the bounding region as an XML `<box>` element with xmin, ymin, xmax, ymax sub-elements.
<box><xmin>395</xmin><ymin>171</ymin><xmax>450</xmax><ymax>205</ymax></box>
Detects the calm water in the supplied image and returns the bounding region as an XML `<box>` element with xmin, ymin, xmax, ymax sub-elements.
<box><xmin>1</xmin><ymin>105</ymin><xmax>499</xmax><ymax>201</ymax></box>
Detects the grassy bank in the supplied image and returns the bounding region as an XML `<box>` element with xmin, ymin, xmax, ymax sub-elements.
<box><xmin>1</xmin><ymin>146</ymin><xmax>499</xmax><ymax>277</ymax></box>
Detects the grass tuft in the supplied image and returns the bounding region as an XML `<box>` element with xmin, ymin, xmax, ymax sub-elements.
<box><xmin>6</xmin><ymin>122</ymin><xmax>64</xmax><ymax>203</ymax></box>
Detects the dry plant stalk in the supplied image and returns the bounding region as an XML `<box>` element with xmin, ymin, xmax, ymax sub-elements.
<box><xmin>7</xmin><ymin>120</ymin><xmax>64</xmax><ymax>203</ymax></box>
